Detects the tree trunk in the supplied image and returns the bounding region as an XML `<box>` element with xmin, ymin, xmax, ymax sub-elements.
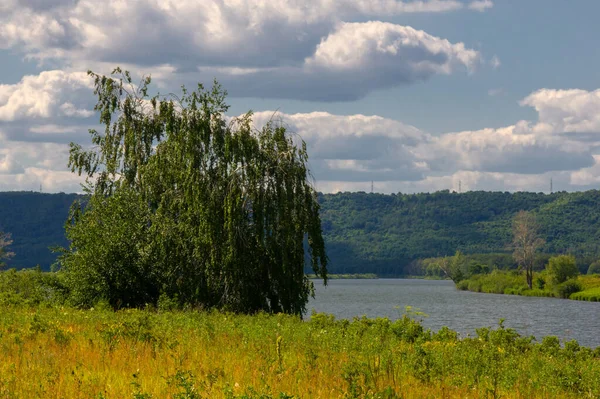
<box><xmin>526</xmin><ymin>267</ymin><xmax>533</xmax><ymax>289</ymax></box>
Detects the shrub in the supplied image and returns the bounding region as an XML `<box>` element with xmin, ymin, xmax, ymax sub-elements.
<box><xmin>554</xmin><ymin>279</ymin><xmax>583</xmax><ymax>299</ymax></box>
<box><xmin>570</xmin><ymin>287</ymin><xmax>600</xmax><ymax>301</ymax></box>
<box><xmin>546</xmin><ymin>255</ymin><xmax>579</xmax><ymax>285</ymax></box>
<box><xmin>0</xmin><ymin>268</ymin><xmax>68</xmax><ymax>306</ymax></box>
<box><xmin>588</xmin><ymin>261</ymin><xmax>600</xmax><ymax>275</ymax></box>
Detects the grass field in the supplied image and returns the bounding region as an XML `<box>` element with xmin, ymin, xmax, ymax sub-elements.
<box><xmin>1</xmin><ymin>304</ymin><xmax>599</xmax><ymax>398</ymax></box>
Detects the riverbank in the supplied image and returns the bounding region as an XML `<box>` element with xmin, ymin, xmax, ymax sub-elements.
<box><xmin>1</xmin><ymin>304</ymin><xmax>599</xmax><ymax>398</ymax></box>
<box><xmin>456</xmin><ymin>270</ymin><xmax>600</xmax><ymax>301</ymax></box>
<box><xmin>307</xmin><ymin>273</ymin><xmax>378</xmax><ymax>279</ymax></box>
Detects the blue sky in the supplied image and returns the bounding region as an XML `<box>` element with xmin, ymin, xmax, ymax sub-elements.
<box><xmin>1</xmin><ymin>0</ymin><xmax>600</xmax><ymax>193</ymax></box>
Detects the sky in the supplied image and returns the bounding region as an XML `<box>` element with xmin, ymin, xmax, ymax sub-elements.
<box><xmin>1</xmin><ymin>0</ymin><xmax>600</xmax><ymax>194</ymax></box>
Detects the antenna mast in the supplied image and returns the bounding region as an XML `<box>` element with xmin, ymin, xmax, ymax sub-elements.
<box><xmin>550</xmin><ymin>178</ymin><xmax>553</xmax><ymax>194</ymax></box>
<box><xmin>371</xmin><ymin>180</ymin><xmax>374</xmax><ymax>193</ymax></box>
<box><xmin>458</xmin><ymin>180</ymin><xmax>462</xmax><ymax>194</ymax></box>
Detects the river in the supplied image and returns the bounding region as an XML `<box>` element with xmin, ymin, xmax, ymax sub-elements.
<box><xmin>307</xmin><ymin>279</ymin><xmax>600</xmax><ymax>348</ymax></box>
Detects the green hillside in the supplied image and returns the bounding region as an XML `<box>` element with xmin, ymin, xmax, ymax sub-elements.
<box><xmin>2</xmin><ymin>190</ymin><xmax>600</xmax><ymax>273</ymax></box>
<box><xmin>0</xmin><ymin>192</ymin><xmax>80</xmax><ymax>269</ymax></box>
<box><xmin>319</xmin><ymin>190</ymin><xmax>600</xmax><ymax>275</ymax></box>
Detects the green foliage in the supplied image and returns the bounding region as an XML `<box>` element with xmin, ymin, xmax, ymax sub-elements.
<box><xmin>587</xmin><ymin>261</ymin><xmax>600</xmax><ymax>275</ymax></box>
<box><xmin>546</xmin><ymin>255</ymin><xmax>579</xmax><ymax>285</ymax></box>
<box><xmin>570</xmin><ymin>287</ymin><xmax>600</xmax><ymax>301</ymax></box>
<box><xmin>458</xmin><ymin>270</ymin><xmax>600</xmax><ymax>301</ymax></box>
<box><xmin>0</xmin><ymin>268</ymin><xmax>69</xmax><ymax>306</ymax></box>
<box><xmin>456</xmin><ymin>270</ymin><xmax>527</xmax><ymax>294</ymax></box>
<box><xmin>60</xmin><ymin>69</ymin><xmax>326</xmax><ymax>314</ymax></box>
<box><xmin>319</xmin><ymin>190</ymin><xmax>600</xmax><ymax>276</ymax></box>
<box><xmin>554</xmin><ymin>279</ymin><xmax>583</xmax><ymax>299</ymax></box>
<box><xmin>8</xmin><ymin>189</ymin><xmax>600</xmax><ymax>275</ymax></box>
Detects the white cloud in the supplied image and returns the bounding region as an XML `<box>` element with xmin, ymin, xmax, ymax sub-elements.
<box><xmin>0</xmin><ymin>130</ymin><xmax>85</xmax><ymax>192</ymax></box>
<box><xmin>520</xmin><ymin>88</ymin><xmax>600</xmax><ymax>134</ymax></box>
<box><xmin>570</xmin><ymin>155</ymin><xmax>600</xmax><ymax>186</ymax></box>
<box><xmin>0</xmin><ymin>70</ymin><xmax>94</xmax><ymax>121</ymax></box>
<box><xmin>1</xmin><ymin>1</ymin><xmax>484</xmax><ymax>101</ymax></box>
<box><xmin>420</xmin><ymin>124</ymin><xmax>593</xmax><ymax>175</ymax></box>
<box><xmin>0</xmin><ymin>0</ymin><xmax>475</xmax><ymax>62</ymax></box>
<box><xmin>0</xmin><ymin>153</ymin><xmax>24</xmax><ymax>175</ymax></box>
<box><xmin>468</xmin><ymin>0</ymin><xmax>494</xmax><ymax>12</ymax></box>
<box><xmin>205</xmin><ymin>22</ymin><xmax>482</xmax><ymax>101</ymax></box>
<box><xmin>306</xmin><ymin>22</ymin><xmax>480</xmax><ymax>74</ymax></box>
<box><xmin>250</xmin><ymin>110</ymin><xmax>431</xmax><ymax>182</ymax></box>
<box><xmin>1</xmin><ymin>69</ymin><xmax>600</xmax><ymax>193</ymax></box>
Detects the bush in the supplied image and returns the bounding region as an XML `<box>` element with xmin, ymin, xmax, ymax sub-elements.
<box><xmin>554</xmin><ymin>279</ymin><xmax>583</xmax><ymax>299</ymax></box>
<box><xmin>588</xmin><ymin>261</ymin><xmax>600</xmax><ymax>275</ymax></box>
<box><xmin>0</xmin><ymin>268</ymin><xmax>68</xmax><ymax>306</ymax></box>
<box><xmin>570</xmin><ymin>287</ymin><xmax>600</xmax><ymax>301</ymax></box>
<box><xmin>546</xmin><ymin>255</ymin><xmax>579</xmax><ymax>285</ymax></box>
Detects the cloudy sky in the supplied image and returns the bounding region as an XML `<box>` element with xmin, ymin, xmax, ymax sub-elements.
<box><xmin>1</xmin><ymin>0</ymin><xmax>600</xmax><ymax>194</ymax></box>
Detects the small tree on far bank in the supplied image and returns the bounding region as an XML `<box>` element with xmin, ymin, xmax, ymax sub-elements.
<box><xmin>546</xmin><ymin>255</ymin><xmax>579</xmax><ymax>285</ymax></box>
<box><xmin>512</xmin><ymin>211</ymin><xmax>544</xmax><ymax>289</ymax></box>
<box><xmin>438</xmin><ymin>251</ymin><xmax>467</xmax><ymax>283</ymax></box>
<box><xmin>0</xmin><ymin>231</ymin><xmax>14</xmax><ymax>270</ymax></box>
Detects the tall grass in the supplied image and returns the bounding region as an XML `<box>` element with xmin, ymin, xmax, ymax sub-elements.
<box><xmin>0</xmin><ymin>304</ymin><xmax>599</xmax><ymax>398</ymax></box>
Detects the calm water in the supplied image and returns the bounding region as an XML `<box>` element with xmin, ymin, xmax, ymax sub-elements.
<box><xmin>307</xmin><ymin>279</ymin><xmax>600</xmax><ymax>348</ymax></box>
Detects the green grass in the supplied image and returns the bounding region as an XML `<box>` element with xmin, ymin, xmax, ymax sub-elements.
<box><xmin>571</xmin><ymin>287</ymin><xmax>600</xmax><ymax>301</ymax></box>
<box><xmin>1</xmin><ymin>269</ymin><xmax>600</xmax><ymax>397</ymax></box>
<box><xmin>0</xmin><ymin>305</ymin><xmax>599</xmax><ymax>398</ymax></box>
<box><xmin>457</xmin><ymin>271</ymin><xmax>600</xmax><ymax>301</ymax></box>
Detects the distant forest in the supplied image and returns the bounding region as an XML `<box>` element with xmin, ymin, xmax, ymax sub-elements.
<box><xmin>2</xmin><ymin>190</ymin><xmax>600</xmax><ymax>274</ymax></box>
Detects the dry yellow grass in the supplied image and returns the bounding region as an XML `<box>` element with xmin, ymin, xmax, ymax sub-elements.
<box><xmin>0</xmin><ymin>306</ymin><xmax>598</xmax><ymax>398</ymax></box>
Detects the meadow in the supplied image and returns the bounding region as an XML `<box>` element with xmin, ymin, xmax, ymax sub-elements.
<box><xmin>1</xmin><ymin>303</ymin><xmax>600</xmax><ymax>398</ymax></box>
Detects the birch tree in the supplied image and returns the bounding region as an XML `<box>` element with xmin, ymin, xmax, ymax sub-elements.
<box><xmin>61</xmin><ymin>68</ymin><xmax>327</xmax><ymax>314</ymax></box>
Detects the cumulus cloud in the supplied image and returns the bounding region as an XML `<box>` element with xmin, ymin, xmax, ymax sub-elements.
<box><xmin>520</xmin><ymin>88</ymin><xmax>600</xmax><ymax>134</ymax></box>
<box><xmin>0</xmin><ymin>129</ymin><xmax>84</xmax><ymax>192</ymax></box>
<box><xmin>0</xmin><ymin>0</ymin><xmax>480</xmax><ymax>63</ymax></box>
<box><xmin>250</xmin><ymin>111</ymin><xmax>431</xmax><ymax>182</ymax></box>
<box><xmin>0</xmin><ymin>70</ymin><xmax>94</xmax><ymax>122</ymax></box>
<box><xmin>420</xmin><ymin>124</ymin><xmax>593</xmax><ymax>175</ymax></box>
<box><xmin>306</xmin><ymin>22</ymin><xmax>480</xmax><ymax>74</ymax></box>
<box><xmin>570</xmin><ymin>155</ymin><xmax>600</xmax><ymax>186</ymax></box>
<box><xmin>199</xmin><ymin>22</ymin><xmax>481</xmax><ymax>101</ymax></box>
<box><xmin>2</xmin><ymin>69</ymin><xmax>600</xmax><ymax>193</ymax></box>
<box><xmin>468</xmin><ymin>0</ymin><xmax>494</xmax><ymax>12</ymax></box>
<box><xmin>1</xmin><ymin>0</ymin><xmax>484</xmax><ymax>101</ymax></box>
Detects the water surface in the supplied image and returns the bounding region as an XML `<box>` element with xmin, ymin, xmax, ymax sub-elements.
<box><xmin>307</xmin><ymin>279</ymin><xmax>600</xmax><ymax>348</ymax></box>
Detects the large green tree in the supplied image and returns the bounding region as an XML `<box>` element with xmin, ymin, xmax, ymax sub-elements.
<box><xmin>61</xmin><ymin>68</ymin><xmax>327</xmax><ymax>314</ymax></box>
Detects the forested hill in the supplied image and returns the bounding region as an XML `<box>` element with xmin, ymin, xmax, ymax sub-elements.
<box><xmin>319</xmin><ymin>190</ymin><xmax>600</xmax><ymax>275</ymax></box>
<box><xmin>2</xmin><ymin>190</ymin><xmax>600</xmax><ymax>273</ymax></box>
<box><xmin>0</xmin><ymin>192</ymin><xmax>80</xmax><ymax>269</ymax></box>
